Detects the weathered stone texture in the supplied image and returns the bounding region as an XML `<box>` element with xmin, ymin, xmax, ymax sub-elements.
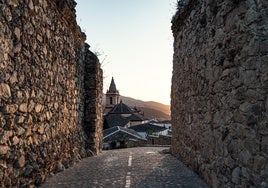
<box><xmin>171</xmin><ymin>0</ymin><xmax>268</xmax><ymax>187</ymax></box>
<box><xmin>83</xmin><ymin>44</ymin><xmax>103</xmax><ymax>155</ymax></box>
<box><xmin>0</xmin><ymin>0</ymin><xmax>103</xmax><ymax>187</ymax></box>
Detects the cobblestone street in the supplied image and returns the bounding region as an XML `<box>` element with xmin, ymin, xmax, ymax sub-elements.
<box><xmin>40</xmin><ymin>147</ymin><xmax>208</xmax><ymax>188</ymax></box>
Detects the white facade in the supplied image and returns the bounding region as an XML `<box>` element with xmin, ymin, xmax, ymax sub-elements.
<box><xmin>137</xmin><ymin>129</ymin><xmax>169</xmax><ymax>139</ymax></box>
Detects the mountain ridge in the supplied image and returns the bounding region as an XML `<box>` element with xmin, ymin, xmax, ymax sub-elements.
<box><xmin>120</xmin><ymin>96</ymin><xmax>170</xmax><ymax>120</ymax></box>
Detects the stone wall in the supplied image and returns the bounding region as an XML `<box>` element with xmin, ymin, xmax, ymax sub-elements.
<box><xmin>83</xmin><ymin>44</ymin><xmax>103</xmax><ymax>155</ymax></box>
<box><xmin>171</xmin><ymin>0</ymin><xmax>268</xmax><ymax>187</ymax></box>
<box><xmin>0</xmin><ymin>0</ymin><xmax>102</xmax><ymax>187</ymax></box>
<box><xmin>147</xmin><ymin>135</ymin><xmax>172</xmax><ymax>146</ymax></box>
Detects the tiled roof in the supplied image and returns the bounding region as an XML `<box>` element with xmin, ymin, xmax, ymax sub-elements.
<box><xmin>129</xmin><ymin>122</ymin><xmax>168</xmax><ymax>132</ymax></box>
<box><xmin>108</xmin><ymin>100</ymin><xmax>134</xmax><ymax>114</ymax></box>
<box><xmin>103</xmin><ymin>126</ymin><xmax>145</xmax><ymax>143</ymax></box>
<box><xmin>103</xmin><ymin>126</ymin><xmax>119</xmax><ymax>137</ymax></box>
<box><xmin>104</xmin><ymin>101</ymin><xmax>146</xmax><ymax>128</ymax></box>
<box><xmin>128</xmin><ymin>113</ymin><xmax>145</xmax><ymax>121</ymax></box>
<box><xmin>104</xmin><ymin>114</ymin><xmax>130</xmax><ymax>128</ymax></box>
<box><xmin>104</xmin><ymin>112</ymin><xmax>145</xmax><ymax>129</ymax></box>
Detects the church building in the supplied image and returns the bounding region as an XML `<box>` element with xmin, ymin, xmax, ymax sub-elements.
<box><xmin>104</xmin><ymin>77</ymin><xmax>146</xmax><ymax>129</ymax></box>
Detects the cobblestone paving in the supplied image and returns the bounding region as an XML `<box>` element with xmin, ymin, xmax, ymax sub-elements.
<box><xmin>40</xmin><ymin>147</ymin><xmax>208</xmax><ymax>188</ymax></box>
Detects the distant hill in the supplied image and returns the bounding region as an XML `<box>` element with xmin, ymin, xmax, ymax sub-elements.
<box><xmin>120</xmin><ymin>96</ymin><xmax>170</xmax><ymax>120</ymax></box>
<box><xmin>136</xmin><ymin>107</ymin><xmax>170</xmax><ymax>120</ymax></box>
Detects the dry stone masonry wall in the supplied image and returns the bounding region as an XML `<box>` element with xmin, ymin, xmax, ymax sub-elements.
<box><xmin>171</xmin><ymin>0</ymin><xmax>268</xmax><ymax>187</ymax></box>
<box><xmin>0</xmin><ymin>0</ymin><xmax>103</xmax><ymax>187</ymax></box>
<box><xmin>83</xmin><ymin>44</ymin><xmax>103</xmax><ymax>155</ymax></box>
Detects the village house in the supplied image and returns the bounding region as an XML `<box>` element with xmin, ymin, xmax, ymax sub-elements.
<box><xmin>129</xmin><ymin>122</ymin><xmax>169</xmax><ymax>139</ymax></box>
<box><xmin>102</xmin><ymin>77</ymin><xmax>171</xmax><ymax>149</ymax></box>
<box><xmin>102</xmin><ymin>126</ymin><xmax>146</xmax><ymax>150</ymax></box>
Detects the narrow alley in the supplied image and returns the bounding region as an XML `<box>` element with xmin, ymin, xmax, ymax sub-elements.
<box><xmin>40</xmin><ymin>147</ymin><xmax>208</xmax><ymax>188</ymax></box>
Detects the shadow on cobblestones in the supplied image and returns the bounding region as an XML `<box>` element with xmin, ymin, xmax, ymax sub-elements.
<box><xmin>130</xmin><ymin>150</ymin><xmax>208</xmax><ymax>188</ymax></box>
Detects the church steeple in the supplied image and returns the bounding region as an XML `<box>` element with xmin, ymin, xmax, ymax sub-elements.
<box><xmin>105</xmin><ymin>77</ymin><xmax>120</xmax><ymax>113</ymax></box>
<box><xmin>108</xmin><ymin>77</ymin><xmax>118</xmax><ymax>93</ymax></box>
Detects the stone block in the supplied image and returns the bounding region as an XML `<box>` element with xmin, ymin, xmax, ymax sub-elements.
<box><xmin>16</xmin><ymin>155</ymin><xmax>25</xmax><ymax>168</ymax></box>
<box><xmin>4</xmin><ymin>104</ymin><xmax>18</xmax><ymax>114</ymax></box>
<box><xmin>35</xmin><ymin>104</ymin><xmax>43</xmax><ymax>113</ymax></box>
<box><xmin>238</xmin><ymin>149</ymin><xmax>251</xmax><ymax>166</ymax></box>
<box><xmin>261</xmin><ymin>135</ymin><xmax>268</xmax><ymax>153</ymax></box>
<box><xmin>16</xmin><ymin>115</ymin><xmax>25</xmax><ymax>124</ymax></box>
<box><xmin>0</xmin><ymin>145</ymin><xmax>10</xmax><ymax>155</ymax></box>
<box><xmin>12</xmin><ymin>136</ymin><xmax>20</xmax><ymax>145</ymax></box>
<box><xmin>0</xmin><ymin>83</ymin><xmax>11</xmax><ymax>101</ymax></box>
<box><xmin>16</xmin><ymin>126</ymin><xmax>25</xmax><ymax>136</ymax></box>
<box><xmin>239</xmin><ymin>102</ymin><xmax>252</xmax><ymax>113</ymax></box>
<box><xmin>253</xmin><ymin>155</ymin><xmax>266</xmax><ymax>173</ymax></box>
<box><xmin>232</xmin><ymin>167</ymin><xmax>241</xmax><ymax>185</ymax></box>
<box><xmin>241</xmin><ymin>167</ymin><xmax>249</xmax><ymax>179</ymax></box>
<box><xmin>210</xmin><ymin>172</ymin><xmax>218</xmax><ymax>188</ymax></box>
<box><xmin>19</xmin><ymin>103</ymin><xmax>28</xmax><ymax>113</ymax></box>
<box><xmin>28</xmin><ymin>100</ymin><xmax>35</xmax><ymax>112</ymax></box>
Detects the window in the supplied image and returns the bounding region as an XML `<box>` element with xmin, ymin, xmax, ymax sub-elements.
<box><xmin>110</xmin><ymin>97</ymin><xmax>113</xmax><ymax>105</ymax></box>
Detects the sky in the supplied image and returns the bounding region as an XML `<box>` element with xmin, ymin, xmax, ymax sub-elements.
<box><xmin>75</xmin><ymin>0</ymin><xmax>178</xmax><ymax>105</ymax></box>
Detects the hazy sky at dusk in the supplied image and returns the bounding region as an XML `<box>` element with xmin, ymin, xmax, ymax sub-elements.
<box><xmin>75</xmin><ymin>0</ymin><xmax>177</xmax><ymax>105</ymax></box>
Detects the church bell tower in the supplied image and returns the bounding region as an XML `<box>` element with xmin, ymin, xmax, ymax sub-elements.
<box><xmin>105</xmin><ymin>77</ymin><xmax>120</xmax><ymax>111</ymax></box>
